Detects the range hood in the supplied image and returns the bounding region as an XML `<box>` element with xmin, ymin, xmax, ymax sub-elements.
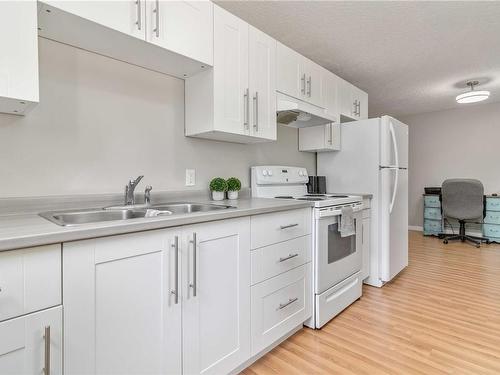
<box><xmin>276</xmin><ymin>92</ymin><xmax>336</xmax><ymax>128</ymax></box>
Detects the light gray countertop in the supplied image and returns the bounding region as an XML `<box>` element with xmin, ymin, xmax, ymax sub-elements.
<box><xmin>0</xmin><ymin>197</ymin><xmax>312</xmax><ymax>252</ymax></box>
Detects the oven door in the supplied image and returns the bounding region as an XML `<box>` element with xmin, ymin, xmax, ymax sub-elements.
<box><xmin>315</xmin><ymin>210</ymin><xmax>362</xmax><ymax>294</ymax></box>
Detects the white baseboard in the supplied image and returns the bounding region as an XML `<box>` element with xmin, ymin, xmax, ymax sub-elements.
<box><xmin>408</xmin><ymin>225</ymin><xmax>423</xmax><ymax>231</ymax></box>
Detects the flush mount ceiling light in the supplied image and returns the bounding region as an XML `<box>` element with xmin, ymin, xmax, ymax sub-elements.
<box><xmin>456</xmin><ymin>80</ymin><xmax>490</xmax><ymax>104</ymax></box>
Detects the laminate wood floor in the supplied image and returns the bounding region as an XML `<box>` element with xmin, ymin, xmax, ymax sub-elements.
<box><xmin>242</xmin><ymin>231</ymin><xmax>500</xmax><ymax>375</ymax></box>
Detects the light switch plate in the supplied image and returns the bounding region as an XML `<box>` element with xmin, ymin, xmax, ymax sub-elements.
<box><xmin>185</xmin><ymin>169</ymin><xmax>196</xmax><ymax>186</ymax></box>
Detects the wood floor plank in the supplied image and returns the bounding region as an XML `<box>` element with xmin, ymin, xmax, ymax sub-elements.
<box><xmin>242</xmin><ymin>231</ymin><xmax>500</xmax><ymax>374</ymax></box>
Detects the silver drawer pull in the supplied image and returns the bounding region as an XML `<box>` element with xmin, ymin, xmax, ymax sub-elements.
<box><xmin>43</xmin><ymin>326</ymin><xmax>51</xmax><ymax>375</ymax></box>
<box><xmin>280</xmin><ymin>223</ymin><xmax>299</xmax><ymax>230</ymax></box>
<box><xmin>279</xmin><ymin>253</ymin><xmax>299</xmax><ymax>262</ymax></box>
<box><xmin>278</xmin><ymin>297</ymin><xmax>298</xmax><ymax>310</ymax></box>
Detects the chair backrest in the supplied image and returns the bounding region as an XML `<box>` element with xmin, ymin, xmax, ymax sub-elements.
<box><xmin>441</xmin><ymin>179</ymin><xmax>484</xmax><ymax>220</ymax></box>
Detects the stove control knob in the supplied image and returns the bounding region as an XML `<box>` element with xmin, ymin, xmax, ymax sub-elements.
<box><xmin>299</xmin><ymin>171</ymin><xmax>303</xmax><ymax>176</ymax></box>
<box><xmin>268</xmin><ymin>170</ymin><xmax>273</xmax><ymax>176</ymax></box>
<box><xmin>262</xmin><ymin>170</ymin><xmax>268</xmax><ymax>176</ymax></box>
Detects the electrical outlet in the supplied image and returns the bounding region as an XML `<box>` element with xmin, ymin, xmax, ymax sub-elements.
<box><xmin>185</xmin><ymin>169</ymin><xmax>196</xmax><ymax>186</ymax></box>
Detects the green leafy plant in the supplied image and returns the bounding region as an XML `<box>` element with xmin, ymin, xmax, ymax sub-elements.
<box><xmin>226</xmin><ymin>177</ymin><xmax>241</xmax><ymax>192</ymax></box>
<box><xmin>209</xmin><ymin>177</ymin><xmax>228</xmax><ymax>192</ymax></box>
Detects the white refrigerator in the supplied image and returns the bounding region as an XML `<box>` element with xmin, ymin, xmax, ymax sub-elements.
<box><xmin>318</xmin><ymin>116</ymin><xmax>408</xmax><ymax>287</ymax></box>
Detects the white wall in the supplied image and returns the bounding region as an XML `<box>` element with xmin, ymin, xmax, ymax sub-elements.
<box><xmin>401</xmin><ymin>101</ymin><xmax>500</xmax><ymax>227</ymax></box>
<box><xmin>0</xmin><ymin>38</ymin><xmax>315</xmax><ymax>198</ymax></box>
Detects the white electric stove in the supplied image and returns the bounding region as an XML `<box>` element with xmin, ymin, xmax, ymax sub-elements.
<box><xmin>251</xmin><ymin>166</ymin><xmax>364</xmax><ymax>329</ymax></box>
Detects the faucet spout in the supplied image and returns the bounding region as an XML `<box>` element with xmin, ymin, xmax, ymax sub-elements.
<box><xmin>124</xmin><ymin>175</ymin><xmax>144</xmax><ymax>205</ymax></box>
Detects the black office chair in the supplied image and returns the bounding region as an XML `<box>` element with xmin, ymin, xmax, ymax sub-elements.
<box><xmin>439</xmin><ymin>179</ymin><xmax>489</xmax><ymax>248</ymax></box>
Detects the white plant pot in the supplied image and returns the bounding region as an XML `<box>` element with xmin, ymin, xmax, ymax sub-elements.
<box><xmin>212</xmin><ymin>191</ymin><xmax>225</xmax><ymax>201</ymax></box>
<box><xmin>227</xmin><ymin>191</ymin><xmax>239</xmax><ymax>200</ymax></box>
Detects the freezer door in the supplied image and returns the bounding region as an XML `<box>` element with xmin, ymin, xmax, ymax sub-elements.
<box><xmin>380</xmin><ymin>116</ymin><xmax>409</xmax><ymax>168</ymax></box>
<box><xmin>380</xmin><ymin>168</ymin><xmax>408</xmax><ymax>281</ymax></box>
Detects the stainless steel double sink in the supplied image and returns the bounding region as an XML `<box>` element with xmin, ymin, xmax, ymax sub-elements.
<box><xmin>40</xmin><ymin>202</ymin><xmax>235</xmax><ymax>226</ymax></box>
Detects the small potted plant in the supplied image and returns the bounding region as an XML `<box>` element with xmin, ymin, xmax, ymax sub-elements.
<box><xmin>209</xmin><ymin>177</ymin><xmax>228</xmax><ymax>201</ymax></box>
<box><xmin>226</xmin><ymin>177</ymin><xmax>241</xmax><ymax>200</ymax></box>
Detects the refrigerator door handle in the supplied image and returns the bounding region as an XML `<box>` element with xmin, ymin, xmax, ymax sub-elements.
<box><xmin>390</xmin><ymin>167</ymin><xmax>399</xmax><ymax>214</ymax></box>
<box><xmin>389</xmin><ymin>120</ymin><xmax>400</xmax><ymax>168</ymax></box>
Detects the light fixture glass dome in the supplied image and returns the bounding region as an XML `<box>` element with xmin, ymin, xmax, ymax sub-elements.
<box><xmin>456</xmin><ymin>80</ymin><xmax>490</xmax><ymax>104</ymax></box>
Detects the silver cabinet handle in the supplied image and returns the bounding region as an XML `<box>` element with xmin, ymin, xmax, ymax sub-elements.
<box><xmin>43</xmin><ymin>326</ymin><xmax>51</xmax><ymax>375</ymax></box>
<box><xmin>279</xmin><ymin>253</ymin><xmax>299</xmax><ymax>262</ymax></box>
<box><xmin>353</xmin><ymin>100</ymin><xmax>358</xmax><ymax>116</ymax></box>
<box><xmin>280</xmin><ymin>223</ymin><xmax>299</xmax><ymax>230</ymax></box>
<box><xmin>171</xmin><ymin>236</ymin><xmax>179</xmax><ymax>304</ymax></box>
<box><xmin>278</xmin><ymin>297</ymin><xmax>298</xmax><ymax>310</ymax></box>
<box><xmin>189</xmin><ymin>232</ymin><xmax>197</xmax><ymax>297</ymax></box>
<box><xmin>135</xmin><ymin>0</ymin><xmax>142</xmax><ymax>30</ymax></box>
<box><xmin>243</xmin><ymin>88</ymin><xmax>249</xmax><ymax>130</ymax></box>
<box><xmin>153</xmin><ymin>0</ymin><xmax>160</xmax><ymax>37</ymax></box>
<box><xmin>357</xmin><ymin>101</ymin><xmax>361</xmax><ymax>116</ymax></box>
<box><xmin>307</xmin><ymin>76</ymin><xmax>311</xmax><ymax>97</ymax></box>
<box><xmin>328</xmin><ymin>123</ymin><xmax>333</xmax><ymax>145</ymax></box>
<box><xmin>253</xmin><ymin>92</ymin><xmax>259</xmax><ymax>132</ymax></box>
<box><xmin>301</xmin><ymin>74</ymin><xmax>306</xmax><ymax>94</ymax></box>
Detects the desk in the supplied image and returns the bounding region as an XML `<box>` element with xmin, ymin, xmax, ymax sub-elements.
<box><xmin>422</xmin><ymin>194</ymin><xmax>500</xmax><ymax>243</ymax></box>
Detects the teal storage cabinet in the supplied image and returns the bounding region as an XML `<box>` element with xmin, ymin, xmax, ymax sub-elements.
<box><xmin>484</xmin><ymin>196</ymin><xmax>500</xmax><ymax>243</ymax></box>
<box><xmin>423</xmin><ymin>194</ymin><xmax>443</xmax><ymax>236</ymax></box>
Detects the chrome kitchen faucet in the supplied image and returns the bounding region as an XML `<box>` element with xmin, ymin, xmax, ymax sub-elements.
<box><xmin>124</xmin><ymin>175</ymin><xmax>144</xmax><ymax>205</ymax></box>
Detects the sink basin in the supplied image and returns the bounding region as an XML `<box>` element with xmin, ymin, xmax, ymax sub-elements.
<box><xmin>150</xmin><ymin>202</ymin><xmax>234</xmax><ymax>214</ymax></box>
<box><xmin>40</xmin><ymin>202</ymin><xmax>235</xmax><ymax>226</ymax></box>
<box><xmin>40</xmin><ymin>209</ymin><xmax>148</xmax><ymax>226</ymax></box>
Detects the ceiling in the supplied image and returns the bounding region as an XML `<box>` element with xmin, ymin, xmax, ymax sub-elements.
<box><xmin>215</xmin><ymin>1</ymin><xmax>500</xmax><ymax>117</ymax></box>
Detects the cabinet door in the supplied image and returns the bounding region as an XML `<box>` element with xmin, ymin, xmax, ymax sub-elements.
<box><xmin>45</xmin><ymin>0</ymin><xmax>146</xmax><ymax>40</ymax></box>
<box><xmin>213</xmin><ymin>5</ymin><xmax>249</xmax><ymax>136</ymax></box>
<box><xmin>63</xmin><ymin>230</ymin><xmax>182</xmax><ymax>375</ymax></box>
<box><xmin>146</xmin><ymin>0</ymin><xmax>213</xmax><ymax>65</ymax></box>
<box><xmin>339</xmin><ymin>78</ymin><xmax>356</xmax><ymax>119</ymax></box>
<box><xmin>183</xmin><ymin>218</ymin><xmax>251</xmax><ymax>375</ymax></box>
<box><xmin>248</xmin><ymin>25</ymin><xmax>277</xmax><ymax>141</ymax></box>
<box><xmin>361</xmin><ymin>215</ymin><xmax>371</xmax><ymax>279</ymax></box>
<box><xmin>0</xmin><ymin>0</ymin><xmax>38</xmax><ymax>115</ymax></box>
<box><xmin>322</xmin><ymin>70</ymin><xmax>339</xmax><ymax>120</ymax></box>
<box><xmin>353</xmin><ymin>87</ymin><xmax>369</xmax><ymax>120</ymax></box>
<box><xmin>301</xmin><ymin>59</ymin><xmax>323</xmax><ymax>107</ymax></box>
<box><xmin>0</xmin><ymin>306</ymin><xmax>63</xmax><ymax>375</ymax></box>
<box><xmin>276</xmin><ymin>42</ymin><xmax>301</xmax><ymax>99</ymax></box>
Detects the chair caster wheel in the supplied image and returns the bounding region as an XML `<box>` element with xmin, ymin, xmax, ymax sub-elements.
<box><xmin>443</xmin><ymin>240</ymin><xmax>448</xmax><ymax>244</ymax></box>
<box><xmin>476</xmin><ymin>244</ymin><xmax>481</xmax><ymax>248</ymax></box>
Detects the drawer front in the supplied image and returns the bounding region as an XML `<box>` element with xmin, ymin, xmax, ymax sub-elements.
<box><xmin>483</xmin><ymin>224</ymin><xmax>500</xmax><ymax>238</ymax></box>
<box><xmin>424</xmin><ymin>207</ymin><xmax>442</xmax><ymax>220</ymax></box>
<box><xmin>424</xmin><ymin>195</ymin><xmax>441</xmax><ymax>208</ymax></box>
<box><xmin>251</xmin><ymin>235</ymin><xmax>311</xmax><ymax>285</ymax></box>
<box><xmin>251</xmin><ymin>208</ymin><xmax>312</xmax><ymax>249</ymax></box>
<box><xmin>423</xmin><ymin>219</ymin><xmax>442</xmax><ymax>233</ymax></box>
<box><xmin>251</xmin><ymin>264</ymin><xmax>311</xmax><ymax>355</ymax></box>
<box><xmin>486</xmin><ymin>198</ymin><xmax>500</xmax><ymax>212</ymax></box>
<box><xmin>484</xmin><ymin>211</ymin><xmax>500</xmax><ymax>225</ymax></box>
<box><xmin>0</xmin><ymin>306</ymin><xmax>62</xmax><ymax>374</ymax></box>
<box><xmin>315</xmin><ymin>271</ymin><xmax>362</xmax><ymax>328</ymax></box>
<box><xmin>0</xmin><ymin>245</ymin><xmax>61</xmax><ymax>322</ymax></box>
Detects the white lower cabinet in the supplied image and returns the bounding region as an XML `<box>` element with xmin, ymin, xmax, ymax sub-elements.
<box><xmin>0</xmin><ymin>306</ymin><xmax>63</xmax><ymax>375</ymax></box>
<box><xmin>63</xmin><ymin>217</ymin><xmax>250</xmax><ymax>375</ymax></box>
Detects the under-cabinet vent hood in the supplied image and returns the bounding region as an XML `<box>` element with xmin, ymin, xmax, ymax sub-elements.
<box><xmin>276</xmin><ymin>92</ymin><xmax>336</xmax><ymax>128</ymax></box>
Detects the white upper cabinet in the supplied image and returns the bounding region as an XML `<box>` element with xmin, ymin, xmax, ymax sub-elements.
<box><xmin>146</xmin><ymin>0</ymin><xmax>213</xmax><ymax>66</ymax></box>
<box><xmin>38</xmin><ymin>0</ymin><xmax>212</xmax><ymax>78</ymax></box>
<box><xmin>0</xmin><ymin>1</ymin><xmax>38</xmax><ymax>115</ymax></box>
<box><xmin>248</xmin><ymin>25</ymin><xmax>277</xmax><ymax>141</ymax></box>
<box><xmin>276</xmin><ymin>42</ymin><xmax>324</xmax><ymax>108</ymax></box>
<box><xmin>43</xmin><ymin>0</ymin><xmax>146</xmax><ymax>40</ymax></box>
<box><xmin>339</xmin><ymin>78</ymin><xmax>368</xmax><ymax>121</ymax></box>
<box><xmin>299</xmin><ymin>123</ymin><xmax>341</xmax><ymax>152</ymax></box>
<box><xmin>321</xmin><ymin>68</ymin><xmax>339</xmax><ymax>120</ymax></box>
<box><xmin>182</xmin><ymin>218</ymin><xmax>251</xmax><ymax>375</ymax></box>
<box><xmin>185</xmin><ymin>5</ymin><xmax>276</xmax><ymax>143</ymax></box>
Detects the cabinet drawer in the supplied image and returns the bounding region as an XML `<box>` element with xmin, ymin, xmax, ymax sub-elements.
<box><xmin>484</xmin><ymin>211</ymin><xmax>500</xmax><ymax>225</ymax></box>
<box><xmin>483</xmin><ymin>224</ymin><xmax>500</xmax><ymax>238</ymax></box>
<box><xmin>424</xmin><ymin>207</ymin><xmax>442</xmax><ymax>220</ymax></box>
<box><xmin>486</xmin><ymin>198</ymin><xmax>500</xmax><ymax>212</ymax></box>
<box><xmin>0</xmin><ymin>245</ymin><xmax>61</xmax><ymax>322</ymax></box>
<box><xmin>251</xmin><ymin>264</ymin><xmax>311</xmax><ymax>355</ymax></box>
<box><xmin>423</xmin><ymin>219</ymin><xmax>442</xmax><ymax>233</ymax></box>
<box><xmin>251</xmin><ymin>235</ymin><xmax>311</xmax><ymax>285</ymax></box>
<box><xmin>251</xmin><ymin>208</ymin><xmax>311</xmax><ymax>249</ymax></box>
<box><xmin>0</xmin><ymin>306</ymin><xmax>62</xmax><ymax>374</ymax></box>
<box><xmin>424</xmin><ymin>195</ymin><xmax>441</xmax><ymax>208</ymax></box>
